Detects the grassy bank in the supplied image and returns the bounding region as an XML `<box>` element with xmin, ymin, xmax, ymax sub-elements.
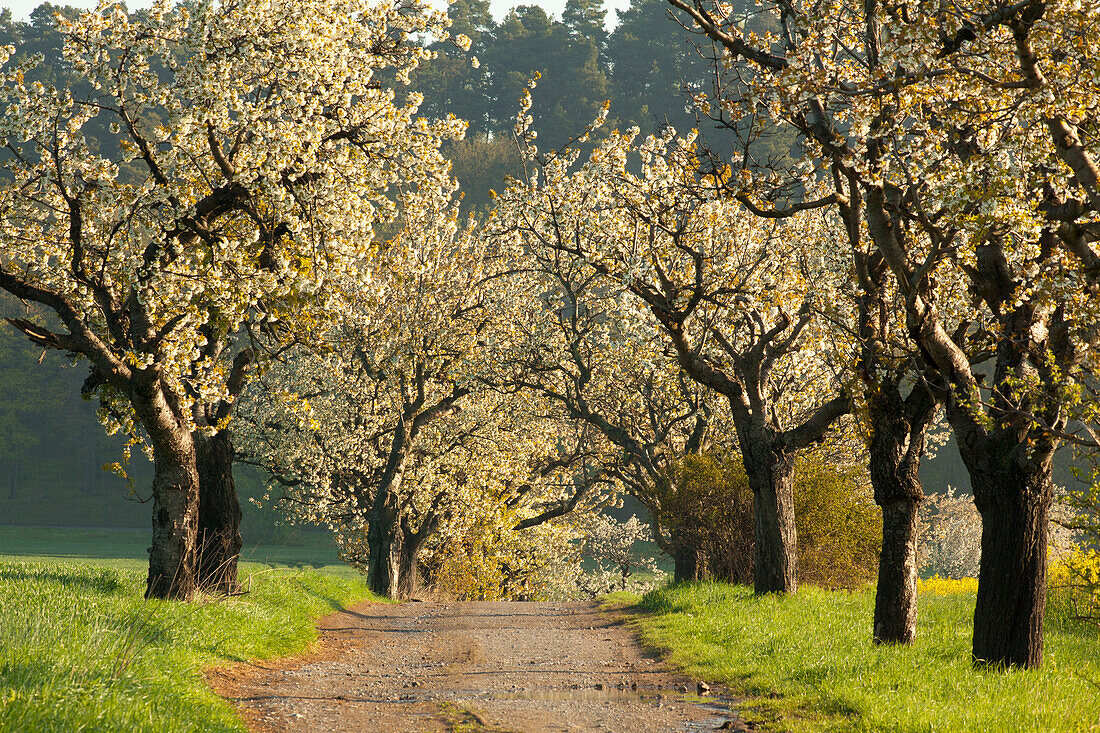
<box><xmin>0</xmin><ymin>560</ymin><xmax>377</xmax><ymax>732</ymax></box>
<box><xmin>621</xmin><ymin>582</ymin><xmax>1100</xmax><ymax>732</ymax></box>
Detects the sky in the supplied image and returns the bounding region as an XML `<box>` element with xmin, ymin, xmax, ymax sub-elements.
<box><xmin>2</xmin><ymin>0</ymin><xmax>634</xmax><ymax>26</ymax></box>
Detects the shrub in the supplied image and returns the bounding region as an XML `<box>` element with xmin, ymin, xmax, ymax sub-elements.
<box><xmin>666</xmin><ymin>454</ymin><xmax>754</xmax><ymax>583</ymax></box>
<box><xmin>794</xmin><ymin>456</ymin><xmax>881</xmax><ymax>589</ymax></box>
<box><xmin>664</xmin><ymin>451</ymin><xmax>881</xmax><ymax>589</ymax></box>
<box><xmin>421</xmin><ymin>495</ymin><xmax>583</xmax><ymax>601</ymax></box>
<box><xmin>1054</xmin><ymin>461</ymin><xmax>1100</xmax><ymax>625</ymax></box>
<box><xmin>1048</xmin><ymin>546</ymin><xmax>1100</xmax><ymax>626</ymax></box>
<box><xmin>427</xmin><ymin>512</ymin><xmax>670</xmax><ymax>601</ymax></box>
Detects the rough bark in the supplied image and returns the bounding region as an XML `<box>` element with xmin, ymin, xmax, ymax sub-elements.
<box><xmin>947</xmin><ymin>297</ymin><xmax>1059</xmax><ymax>667</ymax></box>
<box><xmin>396</xmin><ymin>538</ymin><xmax>420</xmax><ymax>599</ymax></box>
<box><xmin>195</xmin><ymin>430</ymin><xmax>243</xmax><ymax>595</ymax></box>
<box><xmin>868</xmin><ymin>383</ymin><xmax>932</xmax><ymax>645</ymax></box>
<box><xmin>874</xmin><ymin>500</ymin><xmax>920</xmax><ymax>643</ymax></box>
<box><xmin>366</xmin><ymin>508</ymin><xmax>436</xmax><ymax>600</ymax></box>
<box><xmin>367</xmin><ymin>493</ymin><xmax>403</xmax><ymax>598</ymax></box>
<box><xmin>741</xmin><ymin>431</ymin><xmax>798</xmax><ymax>594</ymax></box>
<box><xmin>366</xmin><ymin>412</ymin><xmax>413</xmax><ymax>599</ymax></box>
<box><xmin>967</xmin><ymin>446</ymin><xmax>1054</xmax><ymax>668</ymax></box>
<box><xmin>133</xmin><ymin>387</ymin><xmax>200</xmax><ymax>601</ymax></box>
<box><xmin>145</xmin><ymin>457</ymin><xmax>200</xmax><ymax>600</ymax></box>
<box><xmin>671</xmin><ymin>534</ymin><xmax>707</xmax><ymax>583</ymax></box>
<box><xmin>871</xmin><ymin>178</ymin><xmax>1057</xmax><ymax>665</ymax></box>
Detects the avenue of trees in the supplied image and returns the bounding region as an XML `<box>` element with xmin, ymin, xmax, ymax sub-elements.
<box><xmin>0</xmin><ymin>0</ymin><xmax>1096</xmax><ymax>675</ymax></box>
<box><xmin>0</xmin><ymin>0</ymin><xmax>467</xmax><ymax>598</ymax></box>
<box><xmin>659</xmin><ymin>0</ymin><xmax>1100</xmax><ymax>668</ymax></box>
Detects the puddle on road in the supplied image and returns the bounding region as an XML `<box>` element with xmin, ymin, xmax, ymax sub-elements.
<box><xmin>681</xmin><ymin>699</ymin><xmax>738</xmax><ymax>731</ymax></box>
<box><xmin>417</xmin><ymin>687</ymin><xmax>738</xmax><ymax>731</ymax></box>
<box><xmin>494</xmin><ymin>688</ymin><xmax>664</xmax><ymax>702</ymax></box>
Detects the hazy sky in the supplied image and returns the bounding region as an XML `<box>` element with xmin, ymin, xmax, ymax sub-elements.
<box><xmin>3</xmin><ymin>0</ymin><xmax>634</xmax><ymax>25</ymax></box>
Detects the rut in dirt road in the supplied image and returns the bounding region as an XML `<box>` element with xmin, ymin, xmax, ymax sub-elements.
<box><xmin>209</xmin><ymin>600</ymin><xmax>753</xmax><ymax>732</ymax></box>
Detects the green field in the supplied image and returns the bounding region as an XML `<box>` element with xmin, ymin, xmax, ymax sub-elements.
<box><xmin>618</xmin><ymin>582</ymin><xmax>1100</xmax><ymax>732</ymax></box>
<box><xmin>0</xmin><ymin>525</ymin><xmax>377</xmax><ymax>732</ymax></box>
<box><xmin>0</xmin><ymin>524</ymin><xmax>361</xmax><ymax>579</ymax></box>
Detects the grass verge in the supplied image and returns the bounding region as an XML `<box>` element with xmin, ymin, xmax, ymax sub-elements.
<box><xmin>616</xmin><ymin>582</ymin><xmax>1100</xmax><ymax>732</ymax></box>
<box><xmin>0</xmin><ymin>560</ymin><xmax>378</xmax><ymax>732</ymax></box>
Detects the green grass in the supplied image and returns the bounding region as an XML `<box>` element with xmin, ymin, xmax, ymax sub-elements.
<box><xmin>619</xmin><ymin>583</ymin><xmax>1100</xmax><ymax>732</ymax></box>
<box><xmin>0</xmin><ymin>559</ymin><xmax>379</xmax><ymax>732</ymax></box>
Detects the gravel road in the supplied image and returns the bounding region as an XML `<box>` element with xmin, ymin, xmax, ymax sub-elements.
<box><xmin>208</xmin><ymin>600</ymin><xmax>752</xmax><ymax>732</ymax></box>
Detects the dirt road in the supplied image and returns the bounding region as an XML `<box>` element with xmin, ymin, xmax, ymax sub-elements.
<box><xmin>209</xmin><ymin>600</ymin><xmax>751</xmax><ymax>732</ymax></box>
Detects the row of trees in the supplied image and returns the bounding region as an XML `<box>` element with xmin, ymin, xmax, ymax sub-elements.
<box><xmin>654</xmin><ymin>0</ymin><xmax>1100</xmax><ymax>667</ymax></box>
<box><xmin>0</xmin><ymin>0</ymin><xmax>469</xmax><ymax>597</ymax></box>
<box><xmin>0</xmin><ymin>0</ymin><xmax>1095</xmax><ymax>676</ymax></box>
<box><xmin>0</xmin><ymin>0</ymin><xmax>618</xmax><ymax>605</ymax></box>
<box><xmin>0</xmin><ymin>0</ymin><xmax>709</xmax><ymax>518</ymax></box>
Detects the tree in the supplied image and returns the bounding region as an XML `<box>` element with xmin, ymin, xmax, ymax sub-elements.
<box><xmin>237</xmin><ymin>191</ymin><xmax>602</xmax><ymax>598</ymax></box>
<box><xmin>490</xmin><ymin>223</ymin><xmax>727</xmax><ymax>580</ymax></box>
<box><xmin>562</xmin><ymin>0</ymin><xmax>607</xmax><ymax>50</ymax></box>
<box><xmin>412</xmin><ymin>0</ymin><xmax>492</xmax><ymax>136</ymax></box>
<box><xmin>481</xmin><ymin>6</ymin><xmax>611</xmax><ymax>149</ymax></box>
<box><xmin>665</xmin><ymin>0</ymin><xmax>1100</xmax><ymax>665</ymax></box>
<box><xmin>629</xmin><ymin>0</ymin><xmax>947</xmax><ymax>645</ymax></box>
<box><xmin>491</xmin><ymin>122</ymin><xmax>853</xmax><ymax>594</ymax></box>
<box><xmin>605</xmin><ymin>0</ymin><xmax>710</xmax><ymax>138</ymax></box>
<box><xmin>673</xmin><ymin>449</ymin><xmax>882</xmax><ymax>589</ymax></box>
<box><xmin>237</xmin><ymin>201</ymin><xmax>485</xmax><ymax>598</ymax></box>
<box><xmin>445</xmin><ymin>133</ymin><xmax>524</xmax><ymax>216</ymax></box>
<box><xmin>0</xmin><ymin>0</ymin><xmax>462</xmax><ymax>599</ymax></box>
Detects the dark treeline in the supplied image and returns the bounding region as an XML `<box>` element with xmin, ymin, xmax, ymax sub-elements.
<box><xmin>418</xmin><ymin>0</ymin><xmax>710</xmax><ymax>140</ymax></box>
<box><xmin>413</xmin><ymin>0</ymin><xmax>720</xmax><ymax>211</ymax></box>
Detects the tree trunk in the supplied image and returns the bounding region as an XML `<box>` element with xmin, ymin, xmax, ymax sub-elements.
<box><xmin>874</xmin><ymin>500</ymin><xmax>920</xmax><ymax>643</ymax></box>
<box><xmin>397</xmin><ymin>548</ymin><xmax>418</xmax><ymax>599</ymax></box>
<box><xmin>741</xmin><ymin>433</ymin><xmax>797</xmax><ymax>594</ymax></box>
<box><xmin>672</xmin><ymin>533</ymin><xmax>707</xmax><ymax>582</ymax></box>
<box><xmin>195</xmin><ymin>430</ymin><xmax>243</xmax><ymax>595</ymax></box>
<box><xmin>397</xmin><ymin>532</ymin><xmax>421</xmax><ymax>599</ymax></box>
<box><xmin>132</xmin><ymin>384</ymin><xmax>201</xmax><ymax>600</ymax></box>
<box><xmin>146</xmin><ymin>460</ymin><xmax>200</xmax><ymax>600</ymax></box>
<box><xmin>367</xmin><ymin>493</ymin><xmax>402</xmax><ymax>598</ymax></box>
<box><xmin>364</xmin><ymin>410</ymin><xmax>420</xmax><ymax>599</ymax></box>
<box><xmin>366</xmin><ymin>510</ymin><xmax>426</xmax><ymax>601</ymax></box>
<box><xmin>970</xmin><ymin>455</ymin><xmax>1053</xmax><ymax>668</ymax></box>
<box><xmin>868</xmin><ymin>388</ymin><xmax>928</xmax><ymax>645</ymax></box>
